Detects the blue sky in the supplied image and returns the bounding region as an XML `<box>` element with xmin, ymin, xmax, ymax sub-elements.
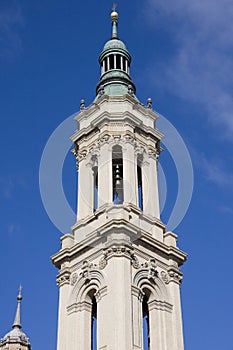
<box><xmin>0</xmin><ymin>0</ymin><xmax>233</xmax><ymax>349</ymax></box>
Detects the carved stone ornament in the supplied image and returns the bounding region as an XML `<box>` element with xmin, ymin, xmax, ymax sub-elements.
<box><xmin>134</xmin><ymin>143</ymin><xmax>145</xmax><ymax>157</ymax></box>
<box><xmin>71</xmin><ymin>272</ymin><xmax>78</xmax><ymax>286</ymax></box>
<box><xmin>99</xmin><ymin>253</ymin><xmax>108</xmax><ymax>270</ymax></box>
<box><xmin>81</xmin><ymin>260</ymin><xmax>93</xmax><ymax>284</ymax></box>
<box><xmin>168</xmin><ymin>270</ymin><xmax>183</xmax><ymax>284</ymax></box>
<box><xmin>99</xmin><ymin>134</ymin><xmax>110</xmax><ymax>144</ymax></box>
<box><xmin>106</xmin><ymin>245</ymin><xmax>132</xmax><ymax>257</ymax></box>
<box><xmin>131</xmin><ymin>253</ymin><xmax>140</xmax><ymax>269</ymax></box>
<box><xmin>147</xmin><ymin>147</ymin><xmax>157</xmax><ymax>158</ymax></box>
<box><xmin>161</xmin><ymin>271</ymin><xmax>170</xmax><ymax>284</ymax></box>
<box><xmin>122</xmin><ymin>133</ymin><xmax>134</xmax><ymax>144</ymax></box>
<box><xmin>57</xmin><ymin>271</ymin><xmax>71</xmax><ymax>287</ymax></box>
<box><xmin>147</xmin><ymin>258</ymin><xmax>158</xmax><ymax>282</ymax></box>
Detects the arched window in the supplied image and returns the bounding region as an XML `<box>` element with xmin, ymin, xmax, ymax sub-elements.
<box><xmin>112</xmin><ymin>145</ymin><xmax>124</xmax><ymax>204</ymax></box>
<box><xmin>142</xmin><ymin>294</ymin><xmax>150</xmax><ymax>350</ymax></box>
<box><xmin>91</xmin><ymin>295</ymin><xmax>97</xmax><ymax>350</ymax></box>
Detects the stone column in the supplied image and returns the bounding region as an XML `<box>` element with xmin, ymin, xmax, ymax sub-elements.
<box><xmin>142</xmin><ymin>152</ymin><xmax>160</xmax><ymax>218</ymax></box>
<box><xmin>132</xmin><ymin>286</ymin><xmax>143</xmax><ymax>349</ymax></box>
<box><xmin>98</xmin><ymin>249</ymin><xmax>133</xmax><ymax>349</ymax></box>
<box><xmin>77</xmin><ymin>157</ymin><xmax>94</xmax><ymax>220</ymax></box>
<box><xmin>77</xmin><ymin>303</ymin><xmax>92</xmax><ymax>349</ymax></box>
<box><xmin>149</xmin><ymin>306</ymin><xmax>163</xmax><ymax>350</ymax></box>
<box><xmin>56</xmin><ymin>273</ymin><xmax>70</xmax><ymax>350</ymax></box>
<box><xmin>98</xmin><ymin>143</ymin><xmax>112</xmax><ymax>207</ymax></box>
<box><xmin>167</xmin><ymin>273</ymin><xmax>185</xmax><ymax>350</ymax></box>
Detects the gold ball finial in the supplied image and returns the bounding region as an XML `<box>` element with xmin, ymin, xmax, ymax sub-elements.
<box><xmin>111</xmin><ymin>3</ymin><xmax>118</xmax><ymax>20</ymax></box>
<box><xmin>111</xmin><ymin>10</ymin><xmax>118</xmax><ymax>20</ymax></box>
<box><xmin>17</xmin><ymin>284</ymin><xmax>23</xmax><ymax>301</ymax></box>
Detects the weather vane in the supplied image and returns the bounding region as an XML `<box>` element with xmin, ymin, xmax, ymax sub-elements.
<box><xmin>112</xmin><ymin>3</ymin><xmax>117</xmax><ymax>11</ymax></box>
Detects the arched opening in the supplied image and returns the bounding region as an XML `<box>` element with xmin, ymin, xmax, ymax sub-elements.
<box><xmin>93</xmin><ymin>166</ymin><xmax>98</xmax><ymax>212</ymax></box>
<box><xmin>142</xmin><ymin>294</ymin><xmax>150</xmax><ymax>350</ymax></box>
<box><xmin>92</xmin><ymin>156</ymin><xmax>98</xmax><ymax>212</ymax></box>
<box><xmin>112</xmin><ymin>145</ymin><xmax>124</xmax><ymax>204</ymax></box>
<box><xmin>137</xmin><ymin>157</ymin><xmax>143</xmax><ymax>210</ymax></box>
<box><xmin>91</xmin><ymin>295</ymin><xmax>97</xmax><ymax>350</ymax></box>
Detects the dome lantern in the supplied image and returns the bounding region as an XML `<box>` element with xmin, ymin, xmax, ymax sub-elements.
<box><xmin>96</xmin><ymin>8</ymin><xmax>136</xmax><ymax>97</ymax></box>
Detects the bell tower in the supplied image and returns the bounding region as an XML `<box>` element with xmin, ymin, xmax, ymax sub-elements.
<box><xmin>52</xmin><ymin>9</ymin><xmax>187</xmax><ymax>350</ymax></box>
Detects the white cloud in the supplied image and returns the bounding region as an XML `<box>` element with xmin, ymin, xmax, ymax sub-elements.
<box><xmin>145</xmin><ymin>0</ymin><xmax>233</xmax><ymax>137</ymax></box>
<box><xmin>192</xmin><ymin>150</ymin><xmax>233</xmax><ymax>190</ymax></box>
<box><xmin>0</xmin><ymin>177</ymin><xmax>15</xmax><ymax>200</ymax></box>
<box><xmin>219</xmin><ymin>206</ymin><xmax>233</xmax><ymax>215</ymax></box>
<box><xmin>0</xmin><ymin>2</ymin><xmax>24</xmax><ymax>58</ymax></box>
<box><xmin>7</xmin><ymin>223</ymin><xmax>18</xmax><ymax>234</ymax></box>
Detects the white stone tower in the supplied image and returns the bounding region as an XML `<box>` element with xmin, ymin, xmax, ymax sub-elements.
<box><xmin>0</xmin><ymin>287</ymin><xmax>31</xmax><ymax>350</ymax></box>
<box><xmin>52</xmin><ymin>9</ymin><xmax>187</xmax><ymax>350</ymax></box>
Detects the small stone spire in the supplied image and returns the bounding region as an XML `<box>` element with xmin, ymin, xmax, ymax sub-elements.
<box><xmin>12</xmin><ymin>285</ymin><xmax>23</xmax><ymax>329</ymax></box>
<box><xmin>111</xmin><ymin>5</ymin><xmax>119</xmax><ymax>39</ymax></box>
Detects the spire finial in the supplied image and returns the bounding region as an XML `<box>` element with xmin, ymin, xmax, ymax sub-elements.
<box><xmin>111</xmin><ymin>4</ymin><xmax>118</xmax><ymax>39</ymax></box>
<box><xmin>112</xmin><ymin>3</ymin><xmax>117</xmax><ymax>12</ymax></box>
<box><xmin>13</xmin><ymin>285</ymin><xmax>23</xmax><ymax>329</ymax></box>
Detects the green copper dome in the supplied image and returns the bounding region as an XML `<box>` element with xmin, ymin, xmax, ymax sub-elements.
<box><xmin>103</xmin><ymin>38</ymin><xmax>127</xmax><ymax>52</ymax></box>
<box><xmin>96</xmin><ymin>10</ymin><xmax>136</xmax><ymax>98</ymax></box>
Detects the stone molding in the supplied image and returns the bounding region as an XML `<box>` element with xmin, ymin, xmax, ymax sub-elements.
<box><xmin>148</xmin><ymin>299</ymin><xmax>173</xmax><ymax>313</ymax></box>
<box><xmin>68</xmin><ymin>261</ymin><xmax>107</xmax><ymax>307</ymax></box>
<box><xmin>73</xmin><ymin>130</ymin><xmax>160</xmax><ymax>166</ymax></box>
<box><xmin>56</xmin><ymin>268</ymin><xmax>71</xmax><ymax>287</ymax></box>
<box><xmin>67</xmin><ymin>300</ymin><xmax>92</xmax><ymax>314</ymax></box>
<box><xmin>133</xmin><ymin>262</ymin><xmax>170</xmax><ymax>303</ymax></box>
<box><xmin>160</xmin><ymin>267</ymin><xmax>183</xmax><ymax>285</ymax></box>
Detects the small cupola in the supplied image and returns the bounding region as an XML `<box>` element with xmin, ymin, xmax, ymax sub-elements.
<box><xmin>96</xmin><ymin>8</ymin><xmax>136</xmax><ymax>97</ymax></box>
<box><xmin>0</xmin><ymin>287</ymin><xmax>31</xmax><ymax>350</ymax></box>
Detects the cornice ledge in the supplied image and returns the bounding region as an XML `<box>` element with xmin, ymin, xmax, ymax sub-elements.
<box><xmin>91</xmin><ymin>111</ymin><xmax>143</xmax><ymax>129</ymax></box>
<box><xmin>134</xmin><ymin>123</ymin><xmax>164</xmax><ymax>141</ymax></box>
<box><xmin>132</xmin><ymin>102</ymin><xmax>159</xmax><ymax>121</ymax></box>
<box><xmin>139</xmin><ymin>234</ymin><xmax>187</xmax><ymax>265</ymax></box>
<box><xmin>70</xmin><ymin>123</ymin><xmax>99</xmax><ymax>142</ymax></box>
<box><xmin>74</xmin><ymin>103</ymin><xmax>101</xmax><ymax>122</ymax></box>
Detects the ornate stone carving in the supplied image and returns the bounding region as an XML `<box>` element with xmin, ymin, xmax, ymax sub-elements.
<box><xmin>70</xmin><ymin>272</ymin><xmax>78</xmax><ymax>286</ymax></box>
<box><xmin>147</xmin><ymin>258</ymin><xmax>158</xmax><ymax>282</ymax></box>
<box><xmin>80</xmin><ymin>99</ymin><xmax>85</xmax><ymax>110</ymax></box>
<box><xmin>147</xmin><ymin>97</ymin><xmax>152</xmax><ymax>109</ymax></box>
<box><xmin>99</xmin><ymin>134</ymin><xmax>110</xmax><ymax>144</ymax></box>
<box><xmin>160</xmin><ymin>268</ymin><xmax>183</xmax><ymax>285</ymax></box>
<box><xmin>134</xmin><ymin>143</ymin><xmax>145</xmax><ymax>157</ymax></box>
<box><xmin>168</xmin><ymin>270</ymin><xmax>183</xmax><ymax>284</ymax></box>
<box><xmin>161</xmin><ymin>271</ymin><xmax>170</xmax><ymax>284</ymax></box>
<box><xmin>128</xmin><ymin>84</ymin><xmax>134</xmax><ymax>96</ymax></box>
<box><xmin>99</xmin><ymin>253</ymin><xmax>108</xmax><ymax>270</ymax></box>
<box><xmin>57</xmin><ymin>270</ymin><xmax>71</xmax><ymax>287</ymax></box>
<box><xmin>147</xmin><ymin>147</ymin><xmax>157</xmax><ymax>158</ymax></box>
<box><xmin>131</xmin><ymin>253</ymin><xmax>140</xmax><ymax>269</ymax></box>
<box><xmin>81</xmin><ymin>260</ymin><xmax>93</xmax><ymax>284</ymax></box>
<box><xmin>122</xmin><ymin>133</ymin><xmax>134</xmax><ymax>144</ymax></box>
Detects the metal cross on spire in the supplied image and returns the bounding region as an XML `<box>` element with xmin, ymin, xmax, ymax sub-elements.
<box><xmin>112</xmin><ymin>3</ymin><xmax>117</xmax><ymax>12</ymax></box>
<box><xmin>19</xmin><ymin>284</ymin><xmax>22</xmax><ymax>295</ymax></box>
